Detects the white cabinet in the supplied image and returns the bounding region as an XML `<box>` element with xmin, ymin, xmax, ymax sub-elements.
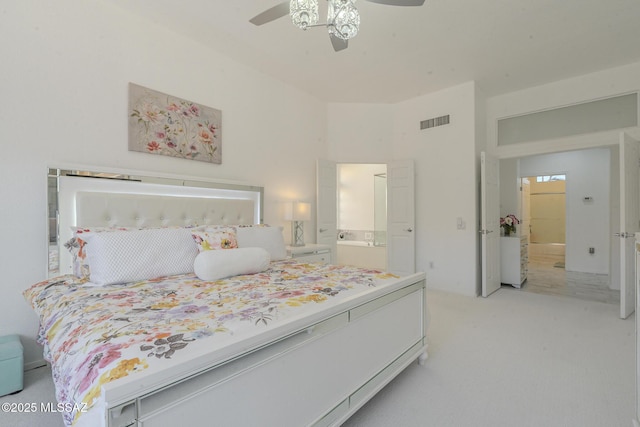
<box><xmin>287</xmin><ymin>243</ymin><xmax>332</xmax><ymax>264</ymax></box>
<box><xmin>500</xmin><ymin>235</ymin><xmax>528</xmax><ymax>288</ymax></box>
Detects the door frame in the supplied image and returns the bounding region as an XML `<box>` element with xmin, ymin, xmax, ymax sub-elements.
<box><xmin>322</xmin><ymin>161</ymin><xmax>415</xmax><ymax>274</ymax></box>
<box><xmin>486</xmin><ymin>128</ymin><xmax>640</xmax><ymax>312</ymax></box>
<box><xmin>619</xmin><ymin>132</ymin><xmax>640</xmax><ymax>319</ymax></box>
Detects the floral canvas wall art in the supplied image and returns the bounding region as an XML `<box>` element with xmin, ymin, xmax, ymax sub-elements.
<box><xmin>128</xmin><ymin>83</ymin><xmax>221</xmax><ymax>164</ymax></box>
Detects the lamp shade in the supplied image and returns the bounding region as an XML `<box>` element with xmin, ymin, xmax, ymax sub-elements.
<box><xmin>284</xmin><ymin>201</ymin><xmax>311</xmax><ymax>221</ymax></box>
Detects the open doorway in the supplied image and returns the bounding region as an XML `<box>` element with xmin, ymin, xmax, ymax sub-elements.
<box><xmin>336</xmin><ymin>163</ymin><xmax>387</xmax><ymax>270</ymax></box>
<box><xmin>499</xmin><ymin>148</ymin><xmax>619</xmax><ymax>304</ymax></box>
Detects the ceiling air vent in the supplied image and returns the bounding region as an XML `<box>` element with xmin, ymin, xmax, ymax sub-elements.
<box><xmin>420</xmin><ymin>114</ymin><xmax>450</xmax><ymax>130</ymax></box>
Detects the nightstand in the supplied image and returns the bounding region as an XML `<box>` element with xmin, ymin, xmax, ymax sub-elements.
<box><xmin>286</xmin><ymin>243</ymin><xmax>332</xmax><ymax>264</ymax></box>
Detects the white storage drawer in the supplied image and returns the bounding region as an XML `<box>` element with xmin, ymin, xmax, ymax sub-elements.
<box><xmin>296</xmin><ymin>252</ymin><xmax>331</xmax><ymax>264</ymax></box>
<box><xmin>287</xmin><ymin>244</ymin><xmax>332</xmax><ymax>264</ymax></box>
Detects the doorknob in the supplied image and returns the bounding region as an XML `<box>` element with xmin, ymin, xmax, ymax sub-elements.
<box><xmin>404</xmin><ymin>228</ymin><xmax>413</xmax><ymax>232</ymax></box>
<box><xmin>319</xmin><ymin>228</ymin><xmax>327</xmax><ymax>233</ymax></box>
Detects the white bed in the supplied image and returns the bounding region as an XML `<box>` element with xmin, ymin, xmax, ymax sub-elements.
<box><xmin>29</xmin><ymin>168</ymin><xmax>427</xmax><ymax>427</ymax></box>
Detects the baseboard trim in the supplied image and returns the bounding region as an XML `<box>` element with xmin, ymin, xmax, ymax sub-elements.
<box><xmin>24</xmin><ymin>359</ymin><xmax>47</xmax><ymax>371</ymax></box>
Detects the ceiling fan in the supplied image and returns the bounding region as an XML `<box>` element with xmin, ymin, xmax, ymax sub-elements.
<box><xmin>250</xmin><ymin>0</ymin><xmax>425</xmax><ymax>52</ymax></box>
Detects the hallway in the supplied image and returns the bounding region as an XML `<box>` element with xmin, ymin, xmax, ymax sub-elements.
<box><xmin>515</xmin><ymin>253</ymin><xmax>619</xmax><ymax>305</ymax></box>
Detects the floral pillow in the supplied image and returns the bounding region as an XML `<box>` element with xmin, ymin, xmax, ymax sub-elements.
<box><xmin>191</xmin><ymin>226</ymin><xmax>238</xmax><ymax>252</ymax></box>
<box><xmin>64</xmin><ymin>236</ymin><xmax>87</xmax><ymax>278</ymax></box>
<box><xmin>65</xmin><ymin>226</ymin><xmax>133</xmax><ymax>278</ymax></box>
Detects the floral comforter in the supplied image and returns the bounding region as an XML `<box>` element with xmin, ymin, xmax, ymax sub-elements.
<box><xmin>23</xmin><ymin>259</ymin><xmax>397</xmax><ymax>426</ymax></box>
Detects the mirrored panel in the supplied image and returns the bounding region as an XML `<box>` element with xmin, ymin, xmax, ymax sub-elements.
<box><xmin>47</xmin><ymin>168</ymin><xmax>264</xmax><ymax>278</ymax></box>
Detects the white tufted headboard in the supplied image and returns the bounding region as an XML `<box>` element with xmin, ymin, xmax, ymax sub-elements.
<box><xmin>49</xmin><ymin>169</ymin><xmax>264</xmax><ymax>277</ymax></box>
<box><xmin>75</xmin><ymin>192</ymin><xmax>255</xmax><ymax>228</ymax></box>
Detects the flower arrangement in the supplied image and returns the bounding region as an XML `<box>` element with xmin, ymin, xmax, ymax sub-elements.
<box><xmin>500</xmin><ymin>214</ymin><xmax>520</xmax><ymax>236</ymax></box>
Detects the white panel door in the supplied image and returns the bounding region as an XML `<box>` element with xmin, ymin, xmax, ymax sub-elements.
<box><xmin>481</xmin><ymin>151</ymin><xmax>501</xmax><ymax>297</ymax></box>
<box><xmin>316</xmin><ymin>159</ymin><xmax>337</xmax><ymax>260</ymax></box>
<box><xmin>619</xmin><ymin>133</ymin><xmax>640</xmax><ymax>319</ymax></box>
<box><xmin>387</xmin><ymin>160</ymin><xmax>415</xmax><ymax>276</ymax></box>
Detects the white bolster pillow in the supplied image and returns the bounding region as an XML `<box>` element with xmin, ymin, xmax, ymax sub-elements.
<box><xmin>194</xmin><ymin>247</ymin><xmax>271</xmax><ymax>281</ymax></box>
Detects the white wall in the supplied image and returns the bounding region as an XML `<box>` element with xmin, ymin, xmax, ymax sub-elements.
<box><xmin>0</xmin><ymin>1</ymin><xmax>327</xmax><ymax>366</ymax></box>
<box><xmin>328</xmin><ymin>83</ymin><xmax>480</xmax><ymax>295</ymax></box>
<box><xmin>330</xmin><ymin>83</ymin><xmax>480</xmax><ymax>296</ymax></box>
<box><xmin>391</xmin><ymin>82</ymin><xmax>480</xmax><ymax>295</ymax></box>
<box><xmin>327</xmin><ymin>103</ymin><xmax>394</xmax><ymax>163</ymax></box>
<box><xmin>519</xmin><ymin>149</ymin><xmax>611</xmax><ymax>275</ymax></box>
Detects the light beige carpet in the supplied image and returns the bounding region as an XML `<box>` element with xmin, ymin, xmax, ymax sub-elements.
<box><xmin>343</xmin><ymin>287</ymin><xmax>635</xmax><ymax>427</ymax></box>
<box><xmin>1</xmin><ymin>287</ymin><xmax>635</xmax><ymax>427</ymax></box>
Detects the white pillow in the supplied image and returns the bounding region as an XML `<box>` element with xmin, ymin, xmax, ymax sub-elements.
<box><xmin>235</xmin><ymin>226</ymin><xmax>287</xmax><ymax>260</ymax></box>
<box><xmin>85</xmin><ymin>227</ymin><xmax>199</xmax><ymax>285</ymax></box>
<box><xmin>193</xmin><ymin>247</ymin><xmax>271</xmax><ymax>281</ymax></box>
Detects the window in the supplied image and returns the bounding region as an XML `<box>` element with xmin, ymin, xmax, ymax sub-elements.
<box><xmin>536</xmin><ymin>174</ymin><xmax>566</xmax><ymax>183</ymax></box>
<box><xmin>497</xmin><ymin>93</ymin><xmax>638</xmax><ymax>146</ymax></box>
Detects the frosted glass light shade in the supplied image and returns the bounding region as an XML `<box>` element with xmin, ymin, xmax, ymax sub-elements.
<box><xmin>284</xmin><ymin>201</ymin><xmax>311</xmax><ymax>221</ymax></box>
<box><xmin>290</xmin><ymin>0</ymin><xmax>319</xmax><ymax>30</ymax></box>
<box><xmin>328</xmin><ymin>0</ymin><xmax>360</xmax><ymax>40</ymax></box>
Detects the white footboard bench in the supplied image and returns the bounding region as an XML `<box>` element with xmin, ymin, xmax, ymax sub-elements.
<box><xmin>106</xmin><ymin>274</ymin><xmax>427</xmax><ymax>427</ymax></box>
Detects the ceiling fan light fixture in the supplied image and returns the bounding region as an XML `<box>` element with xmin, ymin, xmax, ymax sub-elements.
<box><xmin>252</xmin><ymin>0</ymin><xmax>424</xmax><ymax>52</ymax></box>
<box><xmin>290</xmin><ymin>0</ymin><xmax>319</xmax><ymax>30</ymax></box>
<box><xmin>328</xmin><ymin>0</ymin><xmax>360</xmax><ymax>40</ymax></box>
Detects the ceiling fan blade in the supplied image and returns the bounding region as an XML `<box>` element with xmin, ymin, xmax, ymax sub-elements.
<box><xmin>364</xmin><ymin>0</ymin><xmax>425</xmax><ymax>6</ymax></box>
<box><xmin>330</xmin><ymin>34</ymin><xmax>348</xmax><ymax>52</ymax></box>
<box><xmin>249</xmin><ymin>2</ymin><xmax>290</xmax><ymax>26</ymax></box>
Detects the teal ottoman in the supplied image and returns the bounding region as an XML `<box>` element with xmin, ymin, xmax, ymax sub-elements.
<box><xmin>0</xmin><ymin>335</ymin><xmax>23</xmax><ymax>396</ymax></box>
